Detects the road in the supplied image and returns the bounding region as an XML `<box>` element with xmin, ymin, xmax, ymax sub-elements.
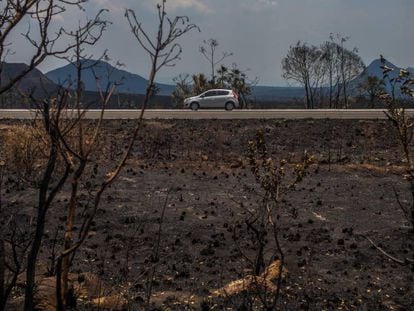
<box><xmin>0</xmin><ymin>109</ymin><xmax>413</xmax><ymax>120</ymax></box>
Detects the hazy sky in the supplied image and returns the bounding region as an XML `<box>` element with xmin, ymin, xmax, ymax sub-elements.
<box><xmin>7</xmin><ymin>0</ymin><xmax>414</xmax><ymax>86</ymax></box>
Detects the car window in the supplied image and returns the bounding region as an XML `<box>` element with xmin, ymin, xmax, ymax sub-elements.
<box><xmin>204</xmin><ymin>91</ymin><xmax>217</xmax><ymax>97</ymax></box>
<box><xmin>216</xmin><ymin>90</ymin><xmax>229</xmax><ymax>96</ymax></box>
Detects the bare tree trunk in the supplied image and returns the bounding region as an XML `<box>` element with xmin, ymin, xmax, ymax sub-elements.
<box><xmin>24</xmin><ymin>144</ymin><xmax>58</xmax><ymax>311</ymax></box>
<box><xmin>0</xmin><ymin>219</ymin><xmax>27</xmax><ymax>311</ymax></box>
<box><xmin>56</xmin><ymin>257</ymin><xmax>64</xmax><ymax>311</ymax></box>
<box><xmin>211</xmin><ymin>52</ymin><xmax>215</xmax><ymax>86</ymax></box>
<box><xmin>304</xmin><ymin>83</ymin><xmax>311</xmax><ymax>109</ymax></box>
<box><xmin>370</xmin><ymin>93</ymin><xmax>375</xmax><ymax>108</ymax></box>
<box><xmin>309</xmin><ymin>86</ymin><xmax>315</xmax><ymax>109</ymax></box>
<box><xmin>60</xmin><ymin>160</ymin><xmax>86</xmax><ymax>308</ymax></box>
<box><xmin>56</xmin><ymin>6</ymin><xmax>197</xmax><ymax>309</ymax></box>
<box><xmin>342</xmin><ymin>79</ymin><xmax>348</xmax><ymax>108</ymax></box>
<box><xmin>340</xmin><ymin>49</ymin><xmax>348</xmax><ymax>108</ymax></box>
<box><xmin>24</xmin><ymin>140</ymin><xmax>69</xmax><ymax>310</ymax></box>
<box><xmin>272</xmin><ymin>217</ymin><xmax>285</xmax><ymax>309</ymax></box>
<box><xmin>328</xmin><ymin>68</ymin><xmax>333</xmax><ymax>108</ymax></box>
<box><xmin>240</xmin><ymin>92</ymin><xmax>248</xmax><ymax>109</ymax></box>
<box><xmin>0</xmin><ymin>239</ymin><xmax>5</xmax><ymax>311</ymax></box>
<box><xmin>335</xmin><ymin>78</ymin><xmax>341</xmax><ymax>109</ymax></box>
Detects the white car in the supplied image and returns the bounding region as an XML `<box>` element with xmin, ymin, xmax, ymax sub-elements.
<box><xmin>184</xmin><ymin>89</ymin><xmax>239</xmax><ymax>111</ymax></box>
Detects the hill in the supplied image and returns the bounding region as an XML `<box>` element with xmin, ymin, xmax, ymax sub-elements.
<box><xmin>356</xmin><ymin>58</ymin><xmax>412</xmax><ymax>94</ymax></box>
<box><xmin>0</xmin><ymin>62</ymin><xmax>58</xmax><ymax>108</ymax></box>
<box><xmin>1</xmin><ymin>62</ymin><xmax>57</xmax><ymax>95</ymax></box>
<box><xmin>360</xmin><ymin>58</ymin><xmax>399</xmax><ymax>79</ymax></box>
<box><xmin>46</xmin><ymin>60</ymin><xmax>175</xmax><ymax>96</ymax></box>
<box><xmin>0</xmin><ymin>62</ymin><xmax>174</xmax><ymax>109</ymax></box>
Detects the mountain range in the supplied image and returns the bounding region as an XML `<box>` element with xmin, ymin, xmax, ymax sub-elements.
<box><xmin>44</xmin><ymin>60</ymin><xmax>306</xmax><ymax>101</ymax></box>
<box><xmin>43</xmin><ymin>58</ymin><xmax>414</xmax><ymax>100</ymax></box>
<box><xmin>1</xmin><ymin>58</ymin><xmax>412</xmax><ymax>107</ymax></box>
<box><xmin>46</xmin><ymin>60</ymin><xmax>175</xmax><ymax>96</ymax></box>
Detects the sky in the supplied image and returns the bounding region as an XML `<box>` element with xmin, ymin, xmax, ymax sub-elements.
<box><xmin>6</xmin><ymin>0</ymin><xmax>414</xmax><ymax>86</ymax></box>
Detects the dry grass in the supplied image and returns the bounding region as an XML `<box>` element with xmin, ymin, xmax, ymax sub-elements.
<box><xmin>0</xmin><ymin>124</ymin><xmax>46</xmax><ymax>181</ymax></box>
<box><xmin>334</xmin><ymin>163</ymin><xmax>405</xmax><ymax>175</ymax></box>
<box><xmin>212</xmin><ymin>260</ymin><xmax>287</xmax><ymax>297</ymax></box>
<box><xmin>34</xmin><ymin>272</ymin><xmax>126</xmax><ymax>311</ymax></box>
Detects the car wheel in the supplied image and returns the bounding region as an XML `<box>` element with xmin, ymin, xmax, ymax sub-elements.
<box><xmin>225</xmin><ymin>102</ymin><xmax>234</xmax><ymax>111</ymax></box>
<box><xmin>190</xmin><ymin>102</ymin><xmax>199</xmax><ymax>111</ymax></box>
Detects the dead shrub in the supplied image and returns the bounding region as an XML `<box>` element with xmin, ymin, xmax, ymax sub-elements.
<box><xmin>228</xmin><ymin>130</ymin><xmax>313</xmax><ymax>310</ymax></box>
<box><xmin>379</xmin><ymin>56</ymin><xmax>414</xmax><ymax>230</ymax></box>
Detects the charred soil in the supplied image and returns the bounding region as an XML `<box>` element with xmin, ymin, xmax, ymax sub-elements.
<box><xmin>1</xmin><ymin>119</ymin><xmax>413</xmax><ymax>310</ymax></box>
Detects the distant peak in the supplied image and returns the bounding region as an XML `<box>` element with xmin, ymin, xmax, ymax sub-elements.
<box><xmin>366</xmin><ymin>58</ymin><xmax>397</xmax><ymax>69</ymax></box>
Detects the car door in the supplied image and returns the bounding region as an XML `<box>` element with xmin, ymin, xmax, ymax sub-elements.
<box><xmin>200</xmin><ymin>90</ymin><xmax>217</xmax><ymax>108</ymax></box>
<box><xmin>209</xmin><ymin>90</ymin><xmax>224</xmax><ymax>108</ymax></box>
<box><xmin>215</xmin><ymin>90</ymin><xmax>228</xmax><ymax>108</ymax></box>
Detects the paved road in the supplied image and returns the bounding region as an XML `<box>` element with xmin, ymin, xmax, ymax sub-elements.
<box><xmin>0</xmin><ymin>109</ymin><xmax>413</xmax><ymax>120</ymax></box>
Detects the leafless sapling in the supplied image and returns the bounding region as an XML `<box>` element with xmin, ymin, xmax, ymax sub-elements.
<box><xmin>199</xmin><ymin>38</ymin><xmax>232</xmax><ymax>87</ymax></box>
<box><xmin>380</xmin><ymin>56</ymin><xmax>414</xmax><ymax>232</ymax></box>
<box><xmin>51</xmin><ymin>11</ymin><xmax>113</xmax><ymax>310</ymax></box>
<box><xmin>53</xmin><ymin>0</ymin><xmax>198</xmax><ymax>300</ymax></box>
<box><xmin>0</xmin><ymin>215</ymin><xmax>31</xmax><ymax>311</ymax></box>
<box><xmin>229</xmin><ymin>130</ymin><xmax>313</xmax><ymax>309</ymax></box>
<box><xmin>360</xmin><ymin>56</ymin><xmax>414</xmax><ymax>267</ymax></box>
<box><xmin>124</xmin><ymin>1</ymin><xmax>198</xmax><ymax>306</ymax></box>
<box><xmin>52</xmin><ymin>1</ymin><xmax>198</xmax><ymax>308</ymax></box>
<box><xmin>21</xmin><ymin>9</ymin><xmax>111</xmax><ymax>310</ymax></box>
<box><xmin>23</xmin><ymin>92</ymin><xmax>72</xmax><ymax>311</ymax></box>
<box><xmin>145</xmin><ymin>190</ymin><xmax>170</xmax><ymax>308</ymax></box>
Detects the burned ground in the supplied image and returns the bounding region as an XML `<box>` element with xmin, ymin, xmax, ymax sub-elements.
<box><xmin>1</xmin><ymin>119</ymin><xmax>413</xmax><ymax>310</ymax></box>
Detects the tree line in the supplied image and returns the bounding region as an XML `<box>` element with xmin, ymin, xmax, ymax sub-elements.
<box><xmin>173</xmin><ymin>34</ymin><xmax>389</xmax><ymax>109</ymax></box>
<box><xmin>282</xmin><ymin>35</ymin><xmax>367</xmax><ymax>109</ymax></box>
